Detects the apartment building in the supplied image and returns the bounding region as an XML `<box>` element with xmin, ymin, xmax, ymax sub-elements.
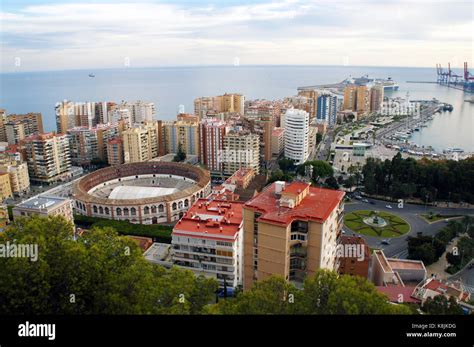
<box><xmin>22</xmin><ymin>133</ymin><xmax>72</xmax><ymax>183</ymax></box>
<box><xmin>283</xmin><ymin>108</ymin><xmax>310</xmax><ymax>165</ymax></box>
<box><xmin>243</xmin><ymin>181</ymin><xmax>345</xmax><ymax>290</ymax></box>
<box><xmin>7</xmin><ymin>113</ymin><xmax>44</xmax><ymax>135</ymax></box>
<box><xmin>122</xmin><ymin>122</ymin><xmax>159</xmax><ymax>163</ymax></box>
<box><xmin>336</xmin><ymin>235</ymin><xmax>370</xmax><ymax>278</ymax></box>
<box><xmin>67</xmin><ymin>124</ymin><xmax>119</xmax><ymax>166</ymax></box>
<box><xmin>370</xmin><ymin>85</ymin><xmax>385</xmax><ymax>113</ymax></box>
<box><xmin>271</xmin><ymin>127</ymin><xmax>285</xmax><ymax>157</ymax></box>
<box><xmin>0</xmin><ymin>173</ymin><xmax>13</xmax><ymax>201</ymax></box>
<box><xmin>164</xmin><ymin>119</ymin><xmax>200</xmax><ymax>156</ymax></box>
<box><xmin>343</xmin><ymin>85</ymin><xmax>370</xmax><ymax>116</ymax></box>
<box><xmin>0</xmin><ymin>109</ymin><xmax>7</xmax><ymax>142</ymax></box>
<box><xmin>13</xmin><ymin>196</ymin><xmax>74</xmax><ymax>223</ymax></box>
<box><xmin>106</xmin><ymin>137</ymin><xmax>124</xmax><ymax>166</ymax></box>
<box><xmin>316</xmin><ymin>92</ymin><xmax>338</xmax><ymax>126</ymax></box>
<box><xmin>2</xmin><ymin>113</ymin><xmax>44</xmax><ymax>145</ymax></box>
<box><xmin>222</xmin><ymin>130</ymin><xmax>260</xmax><ymax>176</ymax></box>
<box><xmin>199</xmin><ymin>118</ymin><xmax>228</xmax><ymax>172</ymax></box>
<box><xmin>0</xmin><ymin>160</ymin><xmax>30</xmax><ymax>196</ymax></box>
<box><xmin>194</xmin><ymin>93</ymin><xmax>245</xmax><ymax>118</ymax></box>
<box><xmin>172</xmin><ymin>198</ymin><xmax>244</xmax><ymax>288</ymax></box>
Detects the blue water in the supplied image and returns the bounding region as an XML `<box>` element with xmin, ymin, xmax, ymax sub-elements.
<box><xmin>0</xmin><ymin>65</ymin><xmax>472</xmax><ymax>151</ymax></box>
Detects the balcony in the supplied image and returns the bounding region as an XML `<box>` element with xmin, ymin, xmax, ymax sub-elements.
<box><xmin>289</xmin><ymin>244</ymin><xmax>307</xmax><ymax>258</ymax></box>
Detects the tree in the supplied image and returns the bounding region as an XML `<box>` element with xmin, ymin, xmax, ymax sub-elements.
<box><xmin>207</xmin><ymin>276</ymin><xmax>303</xmax><ymax>314</ymax></box>
<box><xmin>316</xmin><ymin>133</ymin><xmax>323</xmax><ymax>145</ymax></box>
<box><xmin>422</xmin><ymin>296</ymin><xmax>464</xmax><ymax>315</ymax></box>
<box><xmin>325</xmin><ymin>176</ymin><xmax>339</xmax><ymax>190</ymax></box>
<box><xmin>0</xmin><ymin>215</ymin><xmax>218</xmax><ymax>314</ymax></box>
<box><xmin>173</xmin><ymin>143</ymin><xmax>186</xmax><ymax>162</ymax></box>
<box><xmin>279</xmin><ymin>158</ymin><xmax>295</xmax><ymax>172</ymax></box>
<box><xmin>208</xmin><ymin>271</ymin><xmax>411</xmax><ymax>315</ymax></box>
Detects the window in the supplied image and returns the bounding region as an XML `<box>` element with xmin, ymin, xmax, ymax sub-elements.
<box><xmin>105</xmin><ymin>207</ymin><xmax>110</xmax><ymax>215</ymax></box>
<box><xmin>151</xmin><ymin>206</ymin><xmax>157</xmax><ymax>213</ymax></box>
<box><xmin>93</xmin><ymin>205</ymin><xmax>98</xmax><ymax>213</ymax></box>
<box><xmin>124</xmin><ymin>208</ymin><xmax>129</xmax><ymax>216</ymax></box>
<box><xmin>172</xmin><ymin>203</ymin><xmax>177</xmax><ymax>211</ymax></box>
<box><xmin>144</xmin><ymin>206</ymin><xmax>150</xmax><ymax>215</ymax></box>
<box><xmin>116</xmin><ymin>208</ymin><xmax>122</xmax><ymax>216</ymax></box>
<box><xmin>158</xmin><ymin>204</ymin><xmax>164</xmax><ymax>213</ymax></box>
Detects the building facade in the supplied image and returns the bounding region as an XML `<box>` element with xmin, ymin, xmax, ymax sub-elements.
<box><xmin>13</xmin><ymin>196</ymin><xmax>74</xmax><ymax>223</ymax></box>
<box><xmin>243</xmin><ymin>181</ymin><xmax>345</xmax><ymax>290</ymax></box>
<box><xmin>164</xmin><ymin>119</ymin><xmax>200</xmax><ymax>156</ymax></box>
<box><xmin>122</xmin><ymin>122</ymin><xmax>159</xmax><ymax>163</ymax></box>
<box><xmin>106</xmin><ymin>137</ymin><xmax>124</xmax><ymax>166</ymax></box>
<box><xmin>22</xmin><ymin>133</ymin><xmax>72</xmax><ymax>183</ymax></box>
<box><xmin>0</xmin><ymin>173</ymin><xmax>12</xmax><ymax>201</ymax></box>
<box><xmin>283</xmin><ymin>108</ymin><xmax>310</xmax><ymax>165</ymax></box>
<box><xmin>172</xmin><ymin>198</ymin><xmax>244</xmax><ymax>288</ymax></box>
<box><xmin>0</xmin><ymin>161</ymin><xmax>30</xmax><ymax>196</ymax></box>
<box><xmin>199</xmin><ymin>118</ymin><xmax>228</xmax><ymax>173</ymax></box>
<box><xmin>316</xmin><ymin>92</ymin><xmax>338</xmax><ymax>126</ymax></box>
<box><xmin>222</xmin><ymin>130</ymin><xmax>260</xmax><ymax>176</ymax></box>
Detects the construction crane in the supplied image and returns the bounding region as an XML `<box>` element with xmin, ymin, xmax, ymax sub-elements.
<box><xmin>436</xmin><ymin>62</ymin><xmax>474</xmax><ymax>92</ymax></box>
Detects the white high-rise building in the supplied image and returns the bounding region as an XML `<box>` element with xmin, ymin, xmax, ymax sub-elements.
<box><xmin>283</xmin><ymin>108</ymin><xmax>310</xmax><ymax>165</ymax></box>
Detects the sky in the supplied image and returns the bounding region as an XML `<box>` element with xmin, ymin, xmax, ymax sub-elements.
<box><xmin>0</xmin><ymin>0</ymin><xmax>472</xmax><ymax>72</ymax></box>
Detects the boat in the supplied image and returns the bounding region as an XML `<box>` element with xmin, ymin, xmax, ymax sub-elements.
<box><xmin>344</xmin><ymin>75</ymin><xmax>399</xmax><ymax>91</ymax></box>
<box><xmin>444</xmin><ymin>147</ymin><xmax>464</xmax><ymax>153</ymax></box>
<box><xmin>378</xmin><ymin>77</ymin><xmax>399</xmax><ymax>91</ymax></box>
<box><xmin>442</xmin><ymin>104</ymin><xmax>453</xmax><ymax>112</ymax></box>
<box><xmin>88</xmin><ymin>73</ymin><xmax>95</xmax><ymax>78</ymax></box>
<box><xmin>414</xmin><ymin>127</ymin><xmax>420</xmax><ymax>131</ymax></box>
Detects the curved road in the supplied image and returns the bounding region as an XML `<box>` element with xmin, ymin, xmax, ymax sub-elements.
<box><xmin>343</xmin><ymin>198</ymin><xmax>473</xmax><ymax>259</ymax></box>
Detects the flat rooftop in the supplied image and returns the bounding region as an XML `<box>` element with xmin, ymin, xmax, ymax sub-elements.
<box><xmin>387</xmin><ymin>258</ymin><xmax>425</xmax><ymax>271</ymax></box>
<box><xmin>173</xmin><ymin>198</ymin><xmax>243</xmax><ymax>240</ymax></box>
<box><xmin>15</xmin><ymin>195</ymin><xmax>69</xmax><ymax>210</ymax></box>
<box><xmin>244</xmin><ymin>182</ymin><xmax>344</xmax><ymax>225</ymax></box>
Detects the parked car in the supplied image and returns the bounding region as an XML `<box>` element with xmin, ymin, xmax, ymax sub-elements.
<box><xmin>386</xmin><ymin>205</ymin><xmax>393</xmax><ymax>209</ymax></box>
<box><xmin>381</xmin><ymin>239</ymin><xmax>391</xmax><ymax>245</ymax></box>
<box><xmin>362</xmin><ymin>199</ymin><xmax>369</xmax><ymax>203</ymax></box>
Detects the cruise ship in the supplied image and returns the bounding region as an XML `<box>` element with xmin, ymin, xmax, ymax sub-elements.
<box><xmin>348</xmin><ymin>75</ymin><xmax>399</xmax><ymax>91</ymax></box>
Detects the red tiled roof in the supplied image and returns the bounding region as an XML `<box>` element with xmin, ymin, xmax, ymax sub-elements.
<box><xmin>244</xmin><ymin>182</ymin><xmax>344</xmax><ymax>225</ymax></box>
<box><xmin>377</xmin><ymin>286</ymin><xmax>421</xmax><ymax>304</ymax></box>
<box><xmin>424</xmin><ymin>279</ymin><xmax>449</xmax><ymax>292</ymax></box>
<box><xmin>281</xmin><ymin>181</ymin><xmax>309</xmax><ymax>195</ymax></box>
<box><xmin>172</xmin><ymin>198</ymin><xmax>243</xmax><ymax>238</ymax></box>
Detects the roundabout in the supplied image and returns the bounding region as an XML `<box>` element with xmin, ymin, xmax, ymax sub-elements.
<box><xmin>344</xmin><ymin>210</ymin><xmax>410</xmax><ymax>238</ymax></box>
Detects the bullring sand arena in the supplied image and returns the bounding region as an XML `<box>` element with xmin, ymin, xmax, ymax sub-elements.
<box><xmin>73</xmin><ymin>162</ymin><xmax>211</xmax><ymax>224</ymax></box>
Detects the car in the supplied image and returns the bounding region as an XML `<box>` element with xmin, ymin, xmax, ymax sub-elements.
<box><xmin>362</xmin><ymin>199</ymin><xmax>369</xmax><ymax>203</ymax></box>
<box><xmin>354</xmin><ymin>195</ymin><xmax>362</xmax><ymax>200</ymax></box>
<box><xmin>381</xmin><ymin>239</ymin><xmax>391</xmax><ymax>245</ymax></box>
<box><xmin>386</xmin><ymin>205</ymin><xmax>393</xmax><ymax>209</ymax></box>
<box><xmin>369</xmin><ymin>201</ymin><xmax>375</xmax><ymax>205</ymax></box>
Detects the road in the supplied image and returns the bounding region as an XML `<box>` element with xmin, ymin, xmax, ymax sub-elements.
<box><xmin>315</xmin><ymin>129</ymin><xmax>334</xmax><ymax>161</ymax></box>
<box><xmin>343</xmin><ymin>198</ymin><xmax>473</xmax><ymax>260</ymax></box>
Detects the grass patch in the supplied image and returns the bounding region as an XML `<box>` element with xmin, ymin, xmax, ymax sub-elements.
<box><xmin>74</xmin><ymin>214</ymin><xmax>172</xmax><ymax>243</ymax></box>
<box><xmin>420</xmin><ymin>213</ymin><xmax>461</xmax><ymax>223</ymax></box>
<box><xmin>344</xmin><ymin>210</ymin><xmax>410</xmax><ymax>238</ymax></box>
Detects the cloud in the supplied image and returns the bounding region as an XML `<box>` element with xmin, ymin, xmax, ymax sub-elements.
<box><xmin>0</xmin><ymin>0</ymin><xmax>471</xmax><ymax>72</ymax></box>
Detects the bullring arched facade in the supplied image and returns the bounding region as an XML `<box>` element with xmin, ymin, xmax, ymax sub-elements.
<box><xmin>73</xmin><ymin>162</ymin><xmax>211</xmax><ymax>224</ymax></box>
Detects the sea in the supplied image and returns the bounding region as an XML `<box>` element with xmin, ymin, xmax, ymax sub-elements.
<box><xmin>0</xmin><ymin>65</ymin><xmax>472</xmax><ymax>152</ymax></box>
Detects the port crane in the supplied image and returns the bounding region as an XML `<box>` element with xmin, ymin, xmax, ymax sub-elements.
<box><xmin>437</xmin><ymin>61</ymin><xmax>474</xmax><ymax>92</ymax></box>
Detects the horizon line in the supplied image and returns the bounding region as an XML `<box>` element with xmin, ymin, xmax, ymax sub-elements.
<box><xmin>0</xmin><ymin>63</ymin><xmax>452</xmax><ymax>75</ymax></box>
